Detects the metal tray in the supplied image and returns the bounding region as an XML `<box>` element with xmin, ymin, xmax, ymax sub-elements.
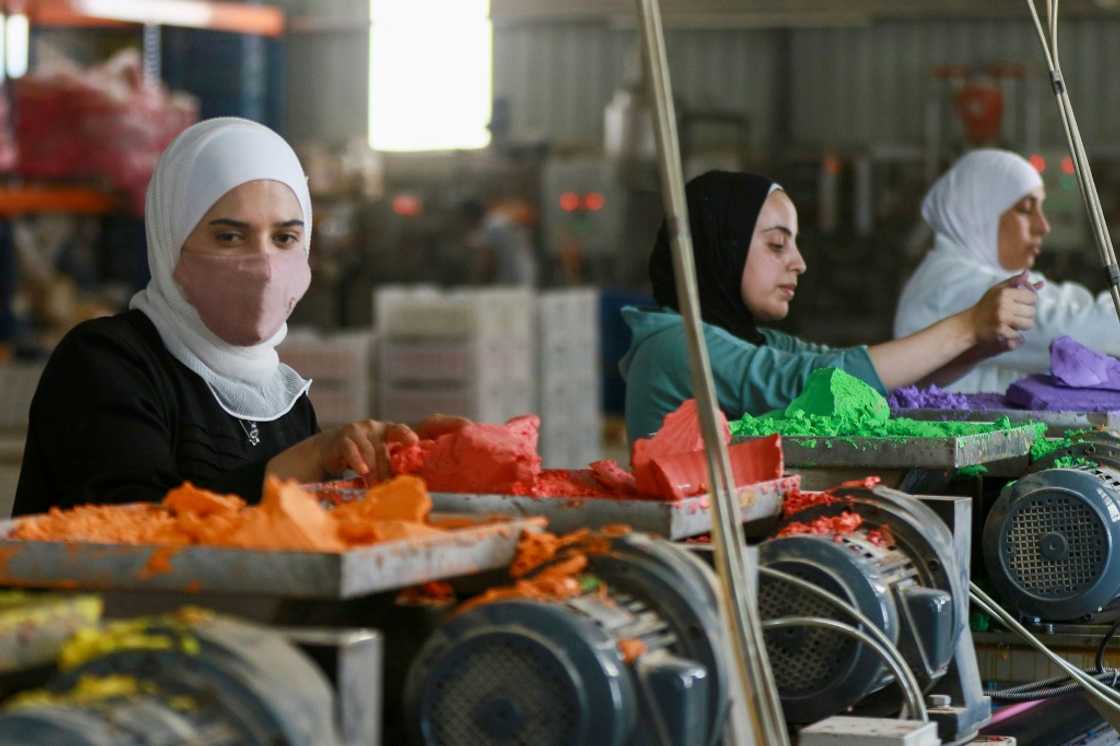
<box><xmin>734</xmin><ymin>424</ymin><xmax>1040</xmax><ymax>469</ymax></box>
<box><xmin>309</xmin><ymin>476</ymin><xmax>800</xmax><ymax>539</ymax></box>
<box><xmin>895</xmin><ymin>407</ymin><xmax>1119</xmax><ymax>437</ymax></box>
<box><xmin>0</xmin><ymin>514</ymin><xmax>546</xmax><ymax>600</ymax></box>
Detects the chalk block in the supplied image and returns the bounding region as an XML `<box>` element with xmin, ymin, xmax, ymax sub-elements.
<box><xmin>1006</xmin><ymin>374</ymin><xmax>1120</xmax><ymax>412</ymax></box>
<box><xmin>1050</xmin><ymin>335</ymin><xmax>1120</xmax><ymax>390</ymax></box>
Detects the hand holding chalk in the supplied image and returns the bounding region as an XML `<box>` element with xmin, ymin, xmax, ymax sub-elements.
<box><xmin>969</xmin><ymin>274</ymin><xmax>1039</xmax><ymax>350</ymax></box>
<box><xmin>1007</xmin><ymin>269</ymin><xmax>1045</xmax><ymax>293</ymax></box>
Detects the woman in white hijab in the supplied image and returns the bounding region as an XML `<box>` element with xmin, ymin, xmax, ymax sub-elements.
<box><xmin>14</xmin><ymin>118</ymin><xmax>459</xmax><ymax>515</ymax></box>
<box><xmin>895</xmin><ymin>148</ymin><xmax>1120</xmax><ymax>393</ymax></box>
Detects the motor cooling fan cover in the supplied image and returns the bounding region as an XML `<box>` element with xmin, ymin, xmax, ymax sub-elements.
<box><xmin>984</xmin><ymin>466</ymin><xmax>1120</xmax><ymax>622</ymax></box>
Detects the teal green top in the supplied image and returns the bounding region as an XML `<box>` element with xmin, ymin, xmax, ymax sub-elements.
<box><xmin>619</xmin><ymin>306</ymin><xmax>887</xmax><ymax>440</ymax></box>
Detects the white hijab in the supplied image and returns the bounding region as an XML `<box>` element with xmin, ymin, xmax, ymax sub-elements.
<box><xmin>921</xmin><ymin>148</ymin><xmax>1043</xmax><ymax>270</ymax></box>
<box><xmin>130</xmin><ymin>117</ymin><xmax>314</xmax><ymax>422</ymax></box>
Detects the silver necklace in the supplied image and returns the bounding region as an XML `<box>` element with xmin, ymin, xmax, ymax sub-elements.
<box><xmin>238</xmin><ymin>419</ymin><xmax>261</xmax><ymax>447</ymax></box>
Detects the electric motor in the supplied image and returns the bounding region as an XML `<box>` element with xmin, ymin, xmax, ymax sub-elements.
<box><xmin>759</xmin><ymin>483</ymin><xmax>966</xmax><ymax>724</ymax></box>
<box><xmin>984</xmin><ymin>464</ymin><xmax>1120</xmax><ymax>622</ymax></box>
<box><xmin>405</xmin><ymin>533</ymin><xmax>729</xmax><ymax>746</ymax></box>
<box><xmin>0</xmin><ymin>614</ymin><xmax>340</xmax><ymax>746</ymax></box>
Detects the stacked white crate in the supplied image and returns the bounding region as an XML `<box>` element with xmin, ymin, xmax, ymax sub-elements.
<box><xmin>277</xmin><ymin>329</ymin><xmax>375</xmax><ymax>428</ymax></box>
<box><xmin>375</xmin><ymin>286</ymin><xmax>535</xmax><ymax>425</ymax></box>
<box><xmin>536</xmin><ymin>288</ymin><xmax>602</xmax><ymax>468</ymax></box>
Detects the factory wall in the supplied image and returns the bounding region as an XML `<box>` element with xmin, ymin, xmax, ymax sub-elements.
<box><xmin>286</xmin><ymin>28</ymin><xmax>370</xmax><ymax>144</ymax></box>
<box><xmin>492</xmin><ymin>21</ymin><xmax>781</xmax><ymax>153</ymax></box>
<box><xmin>490</xmin><ymin>17</ymin><xmax>1120</xmax><ymax>154</ymax></box>
<box><xmin>40</xmin><ymin>8</ymin><xmax>1120</xmax><ymax>156</ymax></box>
<box><xmin>790</xmin><ymin>18</ymin><xmax>1120</xmax><ymax>150</ymax></box>
<box><xmin>283</xmin><ymin>0</ymin><xmax>371</xmax><ymax>145</ymax></box>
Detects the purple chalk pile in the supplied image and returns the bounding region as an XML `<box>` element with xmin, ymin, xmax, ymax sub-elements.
<box><xmin>890</xmin><ymin>337</ymin><xmax>1120</xmax><ymax>413</ymax></box>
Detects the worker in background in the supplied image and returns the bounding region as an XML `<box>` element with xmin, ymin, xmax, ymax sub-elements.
<box><xmin>895</xmin><ymin>148</ymin><xmax>1120</xmax><ymax>393</ymax></box>
<box><xmin>15</xmin><ymin>118</ymin><xmax>462</xmax><ymax>515</ymax></box>
<box><xmin>621</xmin><ymin>170</ymin><xmax>1037</xmax><ymax>440</ymax></box>
<box><xmin>461</xmin><ymin>199</ymin><xmax>538</xmax><ymax>286</ymax></box>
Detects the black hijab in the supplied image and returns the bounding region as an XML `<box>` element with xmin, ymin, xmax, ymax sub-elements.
<box><xmin>649</xmin><ymin>170</ymin><xmax>776</xmax><ymax>345</ymax></box>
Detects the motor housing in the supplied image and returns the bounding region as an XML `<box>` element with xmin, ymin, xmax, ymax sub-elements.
<box><xmin>984</xmin><ymin>464</ymin><xmax>1120</xmax><ymax>622</ymax></box>
<box><xmin>405</xmin><ymin>533</ymin><xmax>729</xmax><ymax>746</ymax></box>
<box><xmin>0</xmin><ymin>615</ymin><xmax>340</xmax><ymax>746</ymax></box>
<box><xmin>759</xmin><ymin>483</ymin><xmax>966</xmax><ymax>724</ymax></box>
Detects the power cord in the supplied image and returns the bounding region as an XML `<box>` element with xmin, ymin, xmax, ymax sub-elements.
<box><xmin>971</xmin><ymin>583</ymin><xmax>1120</xmax><ymax>713</ymax></box>
<box><xmin>980</xmin><ymin>616</ymin><xmax>1120</xmax><ymax>702</ymax></box>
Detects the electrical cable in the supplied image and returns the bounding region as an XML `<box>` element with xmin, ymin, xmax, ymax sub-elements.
<box><xmin>756</xmin><ymin>566</ymin><xmax>927</xmax><ymax>721</ymax></box>
<box><xmin>978</xmin><ymin>617</ymin><xmax>1120</xmax><ymax>703</ymax></box>
<box><xmin>970</xmin><ymin>588</ymin><xmax>1120</xmax><ymax>709</ymax></box>
<box><xmin>762</xmin><ymin>616</ymin><xmax>928</xmax><ymax>722</ymax></box>
<box><xmin>1096</xmin><ymin>618</ymin><xmax>1120</xmax><ymax>674</ymax></box>
<box><xmin>991</xmin><ymin>673</ymin><xmax>1084</xmax><ymax>695</ymax></box>
<box><xmin>970</xmin><ymin>583</ymin><xmax>1120</xmax><ymax>713</ymax></box>
<box><xmin>969</xmin><ymin>587</ymin><xmax>1119</xmax><ymax>706</ymax></box>
<box><xmin>986</xmin><ymin>672</ymin><xmax>1120</xmax><ymax>702</ymax></box>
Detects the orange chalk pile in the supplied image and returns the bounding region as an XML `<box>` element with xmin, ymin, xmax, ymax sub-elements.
<box><xmin>13</xmin><ymin>476</ymin><xmax>444</xmax><ymax>552</ymax></box>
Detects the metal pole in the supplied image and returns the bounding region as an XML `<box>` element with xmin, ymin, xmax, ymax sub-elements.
<box><xmin>142</xmin><ymin>23</ymin><xmax>161</xmax><ymax>83</ymax></box>
<box><xmin>1026</xmin><ymin>0</ymin><xmax>1120</xmax><ymax>326</ymax></box>
<box><xmin>632</xmin><ymin>1</ymin><xmax>789</xmax><ymax>743</ymax></box>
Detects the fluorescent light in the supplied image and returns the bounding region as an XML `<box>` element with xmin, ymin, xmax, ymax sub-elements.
<box><xmin>369</xmin><ymin>0</ymin><xmax>492</xmax><ymax>152</ymax></box>
<box><xmin>0</xmin><ymin>16</ymin><xmax>7</xmax><ymax>81</ymax></box>
<box><xmin>6</xmin><ymin>14</ymin><xmax>27</xmax><ymax>80</ymax></box>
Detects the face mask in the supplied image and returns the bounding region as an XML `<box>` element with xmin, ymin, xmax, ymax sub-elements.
<box><xmin>173</xmin><ymin>249</ymin><xmax>310</xmax><ymax>346</ymax></box>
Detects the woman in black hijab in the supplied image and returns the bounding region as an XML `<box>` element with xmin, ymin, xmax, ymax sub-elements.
<box><xmin>620</xmin><ymin>170</ymin><xmax>1039</xmax><ymax>439</ymax></box>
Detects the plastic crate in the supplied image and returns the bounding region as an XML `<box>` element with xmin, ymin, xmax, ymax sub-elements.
<box><xmin>277</xmin><ymin>331</ymin><xmax>373</xmax><ymax>427</ymax></box>
<box><xmin>378</xmin><ymin>379</ymin><xmax>532</xmax><ymax>426</ymax></box>
<box><xmin>379</xmin><ymin>337</ymin><xmax>532</xmax><ymax>387</ymax></box>
<box><xmin>379</xmin><ymin>339</ymin><xmax>476</xmax><ymax>383</ymax></box>
<box><xmin>374</xmin><ymin>286</ymin><xmax>533</xmax><ymax>341</ymax></box>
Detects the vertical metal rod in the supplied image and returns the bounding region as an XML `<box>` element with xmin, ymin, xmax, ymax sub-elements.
<box><xmin>1026</xmin><ymin>0</ymin><xmax>1120</xmax><ymax>327</ymax></box>
<box><xmin>632</xmin><ymin>1</ymin><xmax>789</xmax><ymax>743</ymax></box>
<box><xmin>142</xmin><ymin>23</ymin><xmax>161</xmax><ymax>83</ymax></box>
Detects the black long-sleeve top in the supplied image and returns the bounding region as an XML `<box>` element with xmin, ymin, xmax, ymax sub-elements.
<box><xmin>13</xmin><ymin>309</ymin><xmax>318</xmax><ymax>516</ymax></box>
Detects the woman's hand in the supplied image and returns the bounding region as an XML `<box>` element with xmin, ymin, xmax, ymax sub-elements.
<box><xmin>266</xmin><ymin>418</ymin><xmax>419</xmax><ymax>485</ymax></box>
<box><xmin>966</xmin><ymin>271</ymin><xmax>1043</xmax><ymax>351</ymax></box>
<box><xmin>869</xmin><ymin>271</ymin><xmax>1044</xmax><ymax>390</ymax></box>
<box><xmin>317</xmin><ymin>419</ymin><xmax>418</xmax><ymax>481</ymax></box>
<box><xmin>415</xmin><ymin>413</ymin><xmax>472</xmax><ymax>440</ymax></box>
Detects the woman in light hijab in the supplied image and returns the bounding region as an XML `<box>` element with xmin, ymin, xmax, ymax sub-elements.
<box><xmin>14</xmin><ymin>118</ymin><xmax>459</xmax><ymax>515</ymax></box>
<box><xmin>621</xmin><ymin>171</ymin><xmax>1038</xmax><ymax>440</ymax></box>
<box><xmin>895</xmin><ymin>148</ymin><xmax>1120</xmax><ymax>393</ymax></box>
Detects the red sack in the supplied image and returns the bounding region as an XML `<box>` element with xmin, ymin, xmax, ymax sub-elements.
<box><xmin>14</xmin><ymin>49</ymin><xmax>198</xmax><ymax>214</ymax></box>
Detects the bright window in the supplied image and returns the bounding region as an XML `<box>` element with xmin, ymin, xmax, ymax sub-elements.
<box><xmin>369</xmin><ymin>0</ymin><xmax>492</xmax><ymax>152</ymax></box>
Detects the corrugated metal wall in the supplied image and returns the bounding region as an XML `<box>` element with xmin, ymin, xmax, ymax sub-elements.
<box><xmin>286</xmin><ymin>28</ymin><xmax>370</xmax><ymax>144</ymax></box>
<box><xmin>492</xmin><ymin>22</ymin><xmax>779</xmax><ymax>151</ymax></box>
<box><xmin>493</xmin><ymin>17</ymin><xmax>1120</xmax><ymax>152</ymax></box>
<box><xmin>791</xmin><ymin>18</ymin><xmax>1120</xmax><ymax>149</ymax></box>
<box><xmin>493</xmin><ymin>22</ymin><xmax>622</xmax><ymax>146</ymax></box>
<box><xmin>284</xmin><ymin>0</ymin><xmax>370</xmax><ymax>144</ymax></box>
